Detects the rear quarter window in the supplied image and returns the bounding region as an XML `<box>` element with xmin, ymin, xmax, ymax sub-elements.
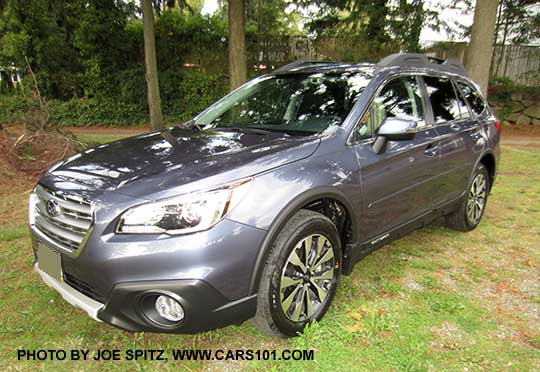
<box><xmin>457</xmin><ymin>81</ymin><xmax>488</xmax><ymax>117</ymax></box>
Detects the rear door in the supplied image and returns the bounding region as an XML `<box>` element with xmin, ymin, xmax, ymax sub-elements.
<box><xmin>421</xmin><ymin>75</ymin><xmax>481</xmax><ymax>207</ymax></box>
<box><xmin>351</xmin><ymin>75</ymin><xmax>440</xmax><ymax>240</ymax></box>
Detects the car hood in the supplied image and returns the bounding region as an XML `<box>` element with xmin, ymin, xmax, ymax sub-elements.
<box><xmin>40</xmin><ymin>127</ymin><xmax>320</xmax><ymax>200</ymax></box>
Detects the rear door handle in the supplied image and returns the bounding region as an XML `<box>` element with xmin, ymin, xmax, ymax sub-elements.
<box><xmin>471</xmin><ymin>130</ymin><xmax>483</xmax><ymax>140</ymax></box>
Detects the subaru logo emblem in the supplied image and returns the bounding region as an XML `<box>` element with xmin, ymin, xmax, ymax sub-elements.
<box><xmin>46</xmin><ymin>199</ymin><xmax>61</xmax><ymax>217</ymax></box>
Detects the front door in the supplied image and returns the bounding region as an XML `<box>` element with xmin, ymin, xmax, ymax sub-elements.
<box><xmin>351</xmin><ymin>75</ymin><xmax>440</xmax><ymax>241</ymax></box>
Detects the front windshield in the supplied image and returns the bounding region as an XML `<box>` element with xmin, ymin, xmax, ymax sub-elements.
<box><xmin>195</xmin><ymin>71</ymin><xmax>371</xmax><ymax>135</ymax></box>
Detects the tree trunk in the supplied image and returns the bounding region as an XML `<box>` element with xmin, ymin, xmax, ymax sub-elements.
<box><xmin>228</xmin><ymin>0</ymin><xmax>247</xmax><ymax>90</ymax></box>
<box><xmin>464</xmin><ymin>0</ymin><xmax>499</xmax><ymax>96</ymax></box>
<box><xmin>142</xmin><ymin>0</ymin><xmax>164</xmax><ymax>130</ymax></box>
<box><xmin>489</xmin><ymin>1</ymin><xmax>504</xmax><ymax>78</ymax></box>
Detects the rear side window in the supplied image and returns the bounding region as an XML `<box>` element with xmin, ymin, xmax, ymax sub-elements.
<box><xmin>457</xmin><ymin>81</ymin><xmax>487</xmax><ymax>116</ymax></box>
<box><xmin>356</xmin><ymin>76</ymin><xmax>425</xmax><ymax>140</ymax></box>
<box><xmin>423</xmin><ymin>76</ymin><xmax>463</xmax><ymax>123</ymax></box>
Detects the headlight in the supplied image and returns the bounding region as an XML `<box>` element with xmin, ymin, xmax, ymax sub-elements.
<box><xmin>116</xmin><ymin>179</ymin><xmax>252</xmax><ymax>234</ymax></box>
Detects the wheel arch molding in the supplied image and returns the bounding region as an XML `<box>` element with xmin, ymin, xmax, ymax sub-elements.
<box><xmin>474</xmin><ymin>150</ymin><xmax>497</xmax><ymax>192</ymax></box>
<box><xmin>248</xmin><ymin>187</ymin><xmax>359</xmax><ymax>296</ymax></box>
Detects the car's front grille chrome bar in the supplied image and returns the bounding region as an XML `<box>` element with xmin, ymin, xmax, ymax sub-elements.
<box><xmin>30</xmin><ymin>185</ymin><xmax>93</xmax><ymax>255</ymax></box>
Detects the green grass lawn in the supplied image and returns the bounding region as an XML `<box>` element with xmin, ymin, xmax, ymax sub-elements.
<box><xmin>1</xmin><ymin>139</ymin><xmax>539</xmax><ymax>371</ymax></box>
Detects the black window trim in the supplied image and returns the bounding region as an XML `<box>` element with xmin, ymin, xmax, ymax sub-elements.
<box><xmin>419</xmin><ymin>74</ymin><xmax>472</xmax><ymax>127</ymax></box>
<box><xmin>348</xmin><ymin>73</ymin><xmax>433</xmax><ymax>145</ymax></box>
<box><xmin>453</xmin><ymin>78</ymin><xmax>490</xmax><ymax>119</ymax></box>
<box><xmin>451</xmin><ymin>78</ymin><xmax>474</xmax><ymax>120</ymax></box>
<box><xmin>347</xmin><ymin>70</ymin><xmax>481</xmax><ymax>146</ymax></box>
<box><xmin>417</xmin><ymin>75</ymin><xmax>434</xmax><ymax>126</ymax></box>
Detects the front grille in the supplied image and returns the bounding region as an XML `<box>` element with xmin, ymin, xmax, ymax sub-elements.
<box><xmin>32</xmin><ymin>185</ymin><xmax>93</xmax><ymax>253</ymax></box>
<box><xmin>64</xmin><ymin>273</ymin><xmax>106</xmax><ymax>303</ymax></box>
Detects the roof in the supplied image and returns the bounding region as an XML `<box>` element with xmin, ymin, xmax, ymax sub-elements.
<box><xmin>376</xmin><ymin>53</ymin><xmax>468</xmax><ymax>76</ymax></box>
<box><xmin>273</xmin><ymin>61</ymin><xmax>376</xmax><ymax>76</ymax></box>
<box><xmin>272</xmin><ymin>53</ymin><xmax>468</xmax><ymax>78</ymax></box>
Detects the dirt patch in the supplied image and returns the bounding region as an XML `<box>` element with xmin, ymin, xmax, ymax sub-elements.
<box><xmin>430</xmin><ymin>321</ymin><xmax>472</xmax><ymax>350</ymax></box>
<box><xmin>403</xmin><ymin>278</ymin><xmax>425</xmax><ymax>291</ymax></box>
<box><xmin>0</xmin><ymin>131</ymin><xmax>79</xmax><ymax>177</ymax></box>
<box><xmin>66</xmin><ymin>126</ymin><xmax>149</xmax><ymax>135</ymax></box>
<box><xmin>501</xmin><ymin>135</ymin><xmax>540</xmax><ymax>148</ymax></box>
<box><xmin>502</xmin><ymin>124</ymin><xmax>540</xmax><ymax>137</ymax></box>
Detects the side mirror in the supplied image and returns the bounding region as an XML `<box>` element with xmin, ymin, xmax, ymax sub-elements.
<box><xmin>378</xmin><ymin>117</ymin><xmax>418</xmax><ymax>140</ymax></box>
<box><xmin>373</xmin><ymin>117</ymin><xmax>418</xmax><ymax>154</ymax></box>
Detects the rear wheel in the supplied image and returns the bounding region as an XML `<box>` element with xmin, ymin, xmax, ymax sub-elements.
<box><xmin>446</xmin><ymin>164</ymin><xmax>489</xmax><ymax>232</ymax></box>
<box><xmin>254</xmin><ymin>210</ymin><xmax>341</xmax><ymax>338</ymax></box>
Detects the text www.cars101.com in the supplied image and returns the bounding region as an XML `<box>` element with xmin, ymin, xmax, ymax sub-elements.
<box><xmin>172</xmin><ymin>349</ymin><xmax>314</xmax><ymax>361</ymax></box>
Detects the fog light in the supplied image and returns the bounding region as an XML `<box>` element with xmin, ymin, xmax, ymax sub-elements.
<box><xmin>155</xmin><ymin>295</ymin><xmax>184</xmax><ymax>322</ymax></box>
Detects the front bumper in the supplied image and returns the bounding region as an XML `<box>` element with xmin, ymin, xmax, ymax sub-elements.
<box><xmin>98</xmin><ymin>279</ymin><xmax>257</xmax><ymax>333</ymax></box>
<box><xmin>34</xmin><ymin>260</ymin><xmax>257</xmax><ymax>333</ymax></box>
<box><xmin>31</xmin><ymin>217</ymin><xmax>265</xmax><ymax>333</ymax></box>
<box><xmin>34</xmin><ymin>263</ymin><xmax>104</xmax><ymax>322</ymax></box>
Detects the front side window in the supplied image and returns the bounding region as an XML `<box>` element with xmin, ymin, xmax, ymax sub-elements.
<box><xmin>457</xmin><ymin>81</ymin><xmax>487</xmax><ymax>116</ymax></box>
<box><xmin>423</xmin><ymin>76</ymin><xmax>467</xmax><ymax>123</ymax></box>
<box><xmin>356</xmin><ymin>76</ymin><xmax>425</xmax><ymax>140</ymax></box>
<box><xmin>196</xmin><ymin>72</ymin><xmax>371</xmax><ymax>134</ymax></box>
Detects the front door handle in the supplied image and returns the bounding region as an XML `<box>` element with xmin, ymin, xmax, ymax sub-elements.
<box><xmin>424</xmin><ymin>143</ymin><xmax>438</xmax><ymax>158</ymax></box>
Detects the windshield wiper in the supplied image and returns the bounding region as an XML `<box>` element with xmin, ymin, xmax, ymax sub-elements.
<box><xmin>212</xmin><ymin>126</ymin><xmax>275</xmax><ymax>135</ymax></box>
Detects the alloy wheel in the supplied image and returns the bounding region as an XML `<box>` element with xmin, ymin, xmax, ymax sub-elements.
<box><xmin>467</xmin><ymin>173</ymin><xmax>487</xmax><ymax>224</ymax></box>
<box><xmin>279</xmin><ymin>234</ymin><xmax>336</xmax><ymax>322</ymax></box>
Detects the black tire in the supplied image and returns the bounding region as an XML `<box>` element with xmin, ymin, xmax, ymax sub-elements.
<box><xmin>253</xmin><ymin>209</ymin><xmax>342</xmax><ymax>338</ymax></box>
<box><xmin>446</xmin><ymin>164</ymin><xmax>490</xmax><ymax>232</ymax></box>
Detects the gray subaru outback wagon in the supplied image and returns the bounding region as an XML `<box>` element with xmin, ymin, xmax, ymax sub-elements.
<box><xmin>30</xmin><ymin>53</ymin><xmax>500</xmax><ymax>337</ymax></box>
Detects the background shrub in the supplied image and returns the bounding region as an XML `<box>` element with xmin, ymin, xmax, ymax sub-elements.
<box><xmin>1</xmin><ymin>70</ymin><xmax>227</xmax><ymax>127</ymax></box>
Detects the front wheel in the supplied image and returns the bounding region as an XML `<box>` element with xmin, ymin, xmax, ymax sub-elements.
<box><xmin>446</xmin><ymin>164</ymin><xmax>490</xmax><ymax>232</ymax></box>
<box><xmin>254</xmin><ymin>210</ymin><xmax>341</xmax><ymax>338</ymax></box>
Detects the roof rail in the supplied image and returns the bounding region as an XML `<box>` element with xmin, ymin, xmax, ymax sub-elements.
<box><xmin>273</xmin><ymin>60</ymin><xmax>337</xmax><ymax>74</ymax></box>
<box><xmin>376</xmin><ymin>53</ymin><xmax>468</xmax><ymax>77</ymax></box>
